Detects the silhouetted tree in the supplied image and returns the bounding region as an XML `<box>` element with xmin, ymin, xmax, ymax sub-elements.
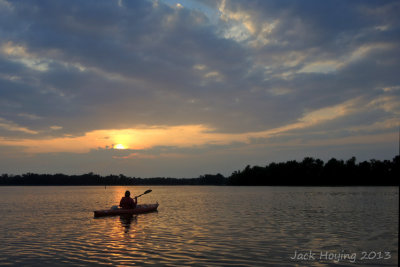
<box><xmin>227</xmin><ymin>156</ymin><xmax>399</xmax><ymax>186</ymax></box>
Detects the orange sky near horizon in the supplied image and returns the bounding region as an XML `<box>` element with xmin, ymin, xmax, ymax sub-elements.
<box><xmin>0</xmin><ymin>98</ymin><xmax>397</xmax><ymax>156</ymax></box>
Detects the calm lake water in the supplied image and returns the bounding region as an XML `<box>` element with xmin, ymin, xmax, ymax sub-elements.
<box><xmin>0</xmin><ymin>186</ymin><xmax>398</xmax><ymax>266</ymax></box>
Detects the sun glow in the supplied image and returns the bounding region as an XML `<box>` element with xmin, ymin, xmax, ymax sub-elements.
<box><xmin>114</xmin><ymin>144</ymin><xmax>126</xmax><ymax>150</ymax></box>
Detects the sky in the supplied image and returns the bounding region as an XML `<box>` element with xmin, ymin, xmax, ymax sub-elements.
<box><xmin>0</xmin><ymin>0</ymin><xmax>399</xmax><ymax>178</ymax></box>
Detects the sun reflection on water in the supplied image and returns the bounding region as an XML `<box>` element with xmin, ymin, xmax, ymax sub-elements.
<box><xmin>0</xmin><ymin>186</ymin><xmax>397</xmax><ymax>266</ymax></box>
<box><xmin>119</xmin><ymin>215</ymin><xmax>137</xmax><ymax>233</ymax></box>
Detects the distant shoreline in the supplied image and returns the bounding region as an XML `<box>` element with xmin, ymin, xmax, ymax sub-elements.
<box><xmin>1</xmin><ymin>156</ymin><xmax>399</xmax><ymax>186</ymax></box>
<box><xmin>0</xmin><ymin>184</ymin><xmax>397</xmax><ymax>187</ymax></box>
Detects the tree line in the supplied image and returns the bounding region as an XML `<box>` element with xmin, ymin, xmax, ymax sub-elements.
<box><xmin>228</xmin><ymin>156</ymin><xmax>399</xmax><ymax>185</ymax></box>
<box><xmin>0</xmin><ymin>156</ymin><xmax>398</xmax><ymax>186</ymax></box>
<box><xmin>0</xmin><ymin>172</ymin><xmax>226</xmax><ymax>186</ymax></box>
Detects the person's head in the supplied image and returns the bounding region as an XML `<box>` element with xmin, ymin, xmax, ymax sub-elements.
<box><xmin>125</xmin><ymin>190</ymin><xmax>130</xmax><ymax>197</ymax></box>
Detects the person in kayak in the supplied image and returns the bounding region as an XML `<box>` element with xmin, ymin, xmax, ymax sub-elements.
<box><xmin>119</xmin><ymin>190</ymin><xmax>137</xmax><ymax>209</ymax></box>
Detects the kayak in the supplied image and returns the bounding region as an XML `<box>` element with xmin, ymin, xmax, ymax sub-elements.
<box><xmin>94</xmin><ymin>203</ymin><xmax>159</xmax><ymax>217</ymax></box>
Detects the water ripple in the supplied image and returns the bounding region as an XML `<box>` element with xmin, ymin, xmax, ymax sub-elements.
<box><xmin>0</xmin><ymin>186</ymin><xmax>398</xmax><ymax>266</ymax></box>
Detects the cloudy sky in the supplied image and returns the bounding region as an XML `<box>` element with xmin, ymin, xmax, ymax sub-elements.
<box><xmin>0</xmin><ymin>0</ymin><xmax>399</xmax><ymax>177</ymax></box>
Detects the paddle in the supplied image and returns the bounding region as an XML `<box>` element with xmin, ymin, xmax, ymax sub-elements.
<box><xmin>134</xmin><ymin>189</ymin><xmax>152</xmax><ymax>199</ymax></box>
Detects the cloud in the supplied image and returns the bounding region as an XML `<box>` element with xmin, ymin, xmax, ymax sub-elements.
<box><xmin>0</xmin><ymin>117</ymin><xmax>38</xmax><ymax>135</ymax></box>
<box><xmin>0</xmin><ymin>0</ymin><xmax>399</xmax><ymax>176</ymax></box>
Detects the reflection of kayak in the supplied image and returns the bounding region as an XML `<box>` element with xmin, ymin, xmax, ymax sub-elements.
<box><xmin>94</xmin><ymin>203</ymin><xmax>159</xmax><ymax>217</ymax></box>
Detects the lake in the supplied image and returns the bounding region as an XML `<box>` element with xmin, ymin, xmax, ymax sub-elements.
<box><xmin>0</xmin><ymin>186</ymin><xmax>398</xmax><ymax>266</ymax></box>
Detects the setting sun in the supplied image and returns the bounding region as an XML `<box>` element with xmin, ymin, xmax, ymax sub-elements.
<box><xmin>114</xmin><ymin>144</ymin><xmax>126</xmax><ymax>150</ymax></box>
